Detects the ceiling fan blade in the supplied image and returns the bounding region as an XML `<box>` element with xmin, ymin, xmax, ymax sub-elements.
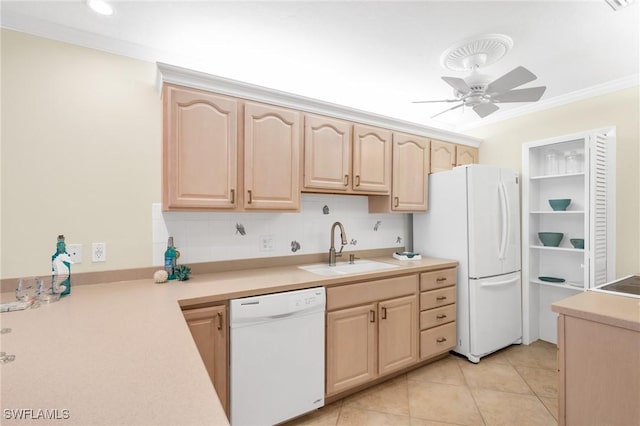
<box><xmin>486</xmin><ymin>66</ymin><xmax>537</xmax><ymax>94</ymax></box>
<box><xmin>430</xmin><ymin>103</ymin><xmax>464</xmax><ymax>119</ymax></box>
<box><xmin>493</xmin><ymin>86</ymin><xmax>547</xmax><ymax>103</ymax></box>
<box><xmin>442</xmin><ymin>76</ymin><xmax>470</xmax><ymax>94</ymax></box>
<box><xmin>412</xmin><ymin>99</ymin><xmax>459</xmax><ymax>104</ymax></box>
<box><xmin>473</xmin><ymin>102</ymin><xmax>499</xmax><ymax>118</ymax></box>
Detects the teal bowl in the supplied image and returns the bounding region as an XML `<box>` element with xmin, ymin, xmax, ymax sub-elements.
<box><xmin>549</xmin><ymin>199</ymin><xmax>571</xmax><ymax>211</ymax></box>
<box><xmin>570</xmin><ymin>238</ymin><xmax>584</xmax><ymax>249</ymax></box>
<box><xmin>538</xmin><ymin>232</ymin><xmax>563</xmax><ymax>247</ymax></box>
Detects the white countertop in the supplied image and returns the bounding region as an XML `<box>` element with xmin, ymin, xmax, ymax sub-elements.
<box><xmin>0</xmin><ymin>256</ymin><xmax>456</xmax><ymax>425</ymax></box>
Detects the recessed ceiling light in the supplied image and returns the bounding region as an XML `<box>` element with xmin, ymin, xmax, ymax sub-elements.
<box><xmin>87</xmin><ymin>0</ymin><xmax>113</xmax><ymax>16</ymax></box>
<box><xmin>605</xmin><ymin>0</ymin><xmax>637</xmax><ymax>11</ymax></box>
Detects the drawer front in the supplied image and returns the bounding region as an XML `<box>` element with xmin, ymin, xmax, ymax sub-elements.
<box><xmin>420</xmin><ymin>304</ymin><xmax>456</xmax><ymax>330</ymax></box>
<box><xmin>420</xmin><ymin>286</ymin><xmax>456</xmax><ymax>311</ymax></box>
<box><xmin>420</xmin><ymin>268</ymin><xmax>457</xmax><ymax>291</ymax></box>
<box><xmin>327</xmin><ymin>274</ymin><xmax>418</xmax><ymax>311</ymax></box>
<box><xmin>420</xmin><ymin>322</ymin><xmax>456</xmax><ymax>360</ymax></box>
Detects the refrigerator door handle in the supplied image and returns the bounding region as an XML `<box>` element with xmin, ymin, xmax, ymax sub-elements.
<box><xmin>498</xmin><ymin>181</ymin><xmax>508</xmax><ymax>260</ymax></box>
<box><xmin>480</xmin><ymin>276</ymin><xmax>519</xmax><ymax>287</ymax></box>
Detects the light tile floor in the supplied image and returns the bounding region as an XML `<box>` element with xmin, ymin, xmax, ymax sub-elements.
<box><xmin>285</xmin><ymin>341</ymin><xmax>558</xmax><ymax>426</ymax></box>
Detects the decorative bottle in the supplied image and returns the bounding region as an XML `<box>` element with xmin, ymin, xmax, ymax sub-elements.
<box><xmin>164</xmin><ymin>237</ymin><xmax>177</xmax><ymax>280</ymax></box>
<box><xmin>51</xmin><ymin>234</ymin><xmax>72</xmax><ymax>296</ymax></box>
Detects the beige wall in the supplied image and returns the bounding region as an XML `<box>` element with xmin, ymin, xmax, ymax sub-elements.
<box><xmin>2</xmin><ymin>29</ymin><xmax>638</xmax><ymax>280</ymax></box>
<box><xmin>1</xmin><ymin>30</ymin><xmax>161</xmax><ymax>278</ymax></box>
<box><xmin>466</xmin><ymin>86</ymin><xmax>640</xmax><ymax>277</ymax></box>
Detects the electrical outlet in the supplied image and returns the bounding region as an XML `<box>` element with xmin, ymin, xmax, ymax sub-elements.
<box><xmin>92</xmin><ymin>242</ymin><xmax>106</xmax><ymax>262</ymax></box>
<box><xmin>67</xmin><ymin>244</ymin><xmax>83</xmax><ymax>263</ymax></box>
<box><xmin>259</xmin><ymin>235</ymin><xmax>274</xmax><ymax>252</ymax></box>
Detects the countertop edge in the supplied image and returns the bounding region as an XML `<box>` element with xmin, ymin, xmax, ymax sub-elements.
<box><xmin>551</xmin><ymin>291</ymin><xmax>640</xmax><ymax>332</ymax></box>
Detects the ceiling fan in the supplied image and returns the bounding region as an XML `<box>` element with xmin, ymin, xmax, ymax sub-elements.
<box><xmin>413</xmin><ymin>34</ymin><xmax>547</xmax><ymax>119</ymax></box>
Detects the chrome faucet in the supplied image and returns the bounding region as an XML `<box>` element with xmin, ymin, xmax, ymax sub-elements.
<box><xmin>329</xmin><ymin>221</ymin><xmax>348</xmax><ymax>266</ymax></box>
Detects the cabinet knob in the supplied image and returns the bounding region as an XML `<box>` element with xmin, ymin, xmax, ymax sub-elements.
<box><xmin>436</xmin><ymin>337</ymin><xmax>447</xmax><ymax>343</ymax></box>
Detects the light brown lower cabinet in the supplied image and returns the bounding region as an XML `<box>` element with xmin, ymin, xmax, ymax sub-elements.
<box><xmin>557</xmin><ymin>313</ymin><xmax>640</xmax><ymax>426</ymax></box>
<box><xmin>183</xmin><ymin>305</ymin><xmax>229</xmax><ymax>416</ymax></box>
<box><xmin>325</xmin><ymin>275</ymin><xmax>419</xmax><ymax>396</ymax></box>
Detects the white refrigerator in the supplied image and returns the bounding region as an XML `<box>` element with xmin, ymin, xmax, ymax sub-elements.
<box><xmin>413</xmin><ymin>164</ymin><xmax>522</xmax><ymax>363</ymax></box>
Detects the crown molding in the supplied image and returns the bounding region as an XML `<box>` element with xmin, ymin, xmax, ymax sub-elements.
<box><xmin>458</xmin><ymin>74</ymin><xmax>639</xmax><ymax>131</ymax></box>
<box><xmin>157</xmin><ymin>62</ymin><xmax>482</xmax><ymax>147</ymax></box>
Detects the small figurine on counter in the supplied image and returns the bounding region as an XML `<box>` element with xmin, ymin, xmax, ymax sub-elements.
<box><xmin>51</xmin><ymin>234</ymin><xmax>73</xmax><ymax>296</ymax></box>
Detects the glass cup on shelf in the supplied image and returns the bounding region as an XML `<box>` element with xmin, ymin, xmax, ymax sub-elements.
<box><xmin>564</xmin><ymin>150</ymin><xmax>583</xmax><ymax>174</ymax></box>
<box><xmin>544</xmin><ymin>150</ymin><xmax>559</xmax><ymax>175</ymax></box>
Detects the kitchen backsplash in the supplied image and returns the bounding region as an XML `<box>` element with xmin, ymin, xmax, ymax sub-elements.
<box><xmin>151</xmin><ymin>194</ymin><xmax>409</xmax><ymax>266</ymax></box>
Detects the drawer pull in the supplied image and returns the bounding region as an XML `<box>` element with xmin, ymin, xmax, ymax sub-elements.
<box><xmin>217</xmin><ymin>312</ymin><xmax>223</xmax><ymax>330</ymax></box>
<box><xmin>355</xmin><ymin>175</ymin><xmax>361</xmax><ymax>187</ymax></box>
<box><xmin>381</xmin><ymin>307</ymin><xmax>387</xmax><ymax>320</ymax></box>
<box><xmin>230</xmin><ymin>189</ymin><xmax>235</xmax><ymax>204</ymax></box>
<box><xmin>436</xmin><ymin>314</ymin><xmax>447</xmax><ymax>319</ymax></box>
<box><xmin>369</xmin><ymin>310</ymin><xmax>375</xmax><ymax>323</ymax></box>
<box><xmin>247</xmin><ymin>190</ymin><xmax>253</xmax><ymax>204</ymax></box>
<box><xmin>394</xmin><ymin>197</ymin><xmax>399</xmax><ymax>207</ymax></box>
<box><xmin>344</xmin><ymin>174</ymin><xmax>349</xmax><ymax>186</ymax></box>
<box><xmin>436</xmin><ymin>277</ymin><xmax>447</xmax><ymax>282</ymax></box>
<box><xmin>436</xmin><ymin>337</ymin><xmax>447</xmax><ymax>343</ymax></box>
<box><xmin>436</xmin><ymin>296</ymin><xmax>447</xmax><ymax>301</ymax></box>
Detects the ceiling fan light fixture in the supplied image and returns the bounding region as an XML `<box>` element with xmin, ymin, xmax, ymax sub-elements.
<box><xmin>605</xmin><ymin>0</ymin><xmax>636</xmax><ymax>10</ymax></box>
<box><xmin>87</xmin><ymin>0</ymin><xmax>113</xmax><ymax>16</ymax></box>
<box><xmin>440</xmin><ymin>34</ymin><xmax>514</xmax><ymax>72</ymax></box>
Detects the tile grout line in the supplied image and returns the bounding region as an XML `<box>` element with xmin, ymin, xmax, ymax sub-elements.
<box><xmin>512</xmin><ymin>361</ymin><xmax>558</xmax><ymax>423</ymax></box>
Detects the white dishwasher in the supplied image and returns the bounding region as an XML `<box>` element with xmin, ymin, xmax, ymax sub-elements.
<box><xmin>230</xmin><ymin>287</ymin><xmax>325</xmax><ymax>426</ymax></box>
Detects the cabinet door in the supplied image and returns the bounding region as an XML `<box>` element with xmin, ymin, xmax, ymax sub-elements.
<box><xmin>244</xmin><ymin>102</ymin><xmax>301</xmax><ymax>210</ymax></box>
<box><xmin>183</xmin><ymin>305</ymin><xmax>228</xmax><ymax>415</ymax></box>
<box><xmin>303</xmin><ymin>114</ymin><xmax>351</xmax><ymax>191</ymax></box>
<box><xmin>392</xmin><ymin>133</ymin><xmax>430</xmax><ymax>211</ymax></box>
<box><xmin>378</xmin><ymin>294</ymin><xmax>418</xmax><ymax>376</ymax></box>
<box><xmin>430</xmin><ymin>139</ymin><xmax>456</xmax><ymax>173</ymax></box>
<box><xmin>326</xmin><ymin>303</ymin><xmax>377</xmax><ymax>395</ymax></box>
<box><xmin>352</xmin><ymin>124</ymin><xmax>392</xmax><ymax>193</ymax></box>
<box><xmin>456</xmin><ymin>145</ymin><xmax>478</xmax><ymax>166</ymax></box>
<box><xmin>163</xmin><ymin>85</ymin><xmax>238</xmax><ymax>210</ymax></box>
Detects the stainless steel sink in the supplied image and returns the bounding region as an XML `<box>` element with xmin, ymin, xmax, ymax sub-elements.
<box><xmin>298</xmin><ymin>259</ymin><xmax>399</xmax><ymax>276</ymax></box>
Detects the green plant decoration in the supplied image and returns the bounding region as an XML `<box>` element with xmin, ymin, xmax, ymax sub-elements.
<box><xmin>174</xmin><ymin>264</ymin><xmax>191</xmax><ymax>281</ymax></box>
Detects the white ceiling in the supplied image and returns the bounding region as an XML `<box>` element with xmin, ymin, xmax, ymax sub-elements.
<box><xmin>1</xmin><ymin>1</ymin><xmax>638</xmax><ymax>132</ymax></box>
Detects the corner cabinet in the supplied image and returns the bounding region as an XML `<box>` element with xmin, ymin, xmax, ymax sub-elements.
<box><xmin>183</xmin><ymin>305</ymin><xmax>229</xmax><ymax>416</ymax></box>
<box><xmin>522</xmin><ymin>128</ymin><xmax>616</xmax><ymax>344</ymax></box>
<box><xmin>163</xmin><ymin>85</ymin><xmax>238</xmax><ymax>210</ymax></box>
<box><xmin>243</xmin><ymin>102</ymin><xmax>301</xmax><ymax>210</ymax></box>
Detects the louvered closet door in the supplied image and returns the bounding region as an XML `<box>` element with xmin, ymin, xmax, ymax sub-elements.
<box><xmin>588</xmin><ymin>132</ymin><xmax>610</xmax><ymax>287</ymax></box>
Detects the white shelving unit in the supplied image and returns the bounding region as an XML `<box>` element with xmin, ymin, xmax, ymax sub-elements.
<box><xmin>522</xmin><ymin>127</ymin><xmax>616</xmax><ymax>344</ymax></box>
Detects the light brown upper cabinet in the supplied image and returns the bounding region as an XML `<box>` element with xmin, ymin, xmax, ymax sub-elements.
<box><xmin>303</xmin><ymin>118</ymin><xmax>391</xmax><ymax>194</ymax></box>
<box><xmin>430</xmin><ymin>140</ymin><xmax>479</xmax><ymax>173</ymax></box>
<box><xmin>244</xmin><ymin>102</ymin><xmax>301</xmax><ymax>210</ymax></box>
<box><xmin>430</xmin><ymin>139</ymin><xmax>457</xmax><ymax>173</ymax></box>
<box><xmin>303</xmin><ymin>114</ymin><xmax>352</xmax><ymax>191</ymax></box>
<box><xmin>456</xmin><ymin>145</ymin><xmax>479</xmax><ymax>166</ymax></box>
<box><xmin>369</xmin><ymin>132</ymin><xmax>430</xmax><ymax>212</ymax></box>
<box><xmin>352</xmin><ymin>124</ymin><xmax>392</xmax><ymax>193</ymax></box>
<box><xmin>163</xmin><ymin>85</ymin><xmax>238</xmax><ymax>210</ymax></box>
